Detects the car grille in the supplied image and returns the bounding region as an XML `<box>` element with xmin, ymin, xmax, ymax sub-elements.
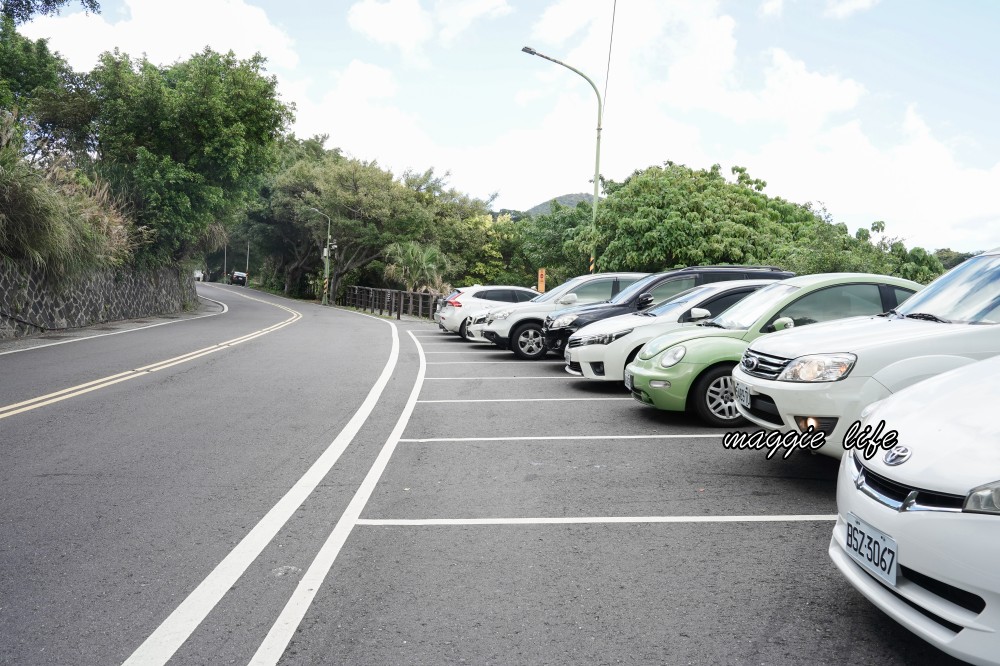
<box><xmin>740</xmin><ymin>349</ymin><xmax>791</xmax><ymax>380</ymax></box>
<box><xmin>746</xmin><ymin>393</ymin><xmax>783</xmax><ymax>426</ymax></box>
<box><xmin>567</xmin><ymin>338</ymin><xmax>585</xmax><ymax>348</ymax></box>
<box><xmin>853</xmin><ymin>455</ymin><xmax>965</xmax><ymax>512</ymax></box>
<box><xmin>565</xmin><ymin>361</ymin><xmax>582</xmax><ymax>376</ymax></box>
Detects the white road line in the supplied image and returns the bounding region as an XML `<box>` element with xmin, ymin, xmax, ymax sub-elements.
<box><xmin>356</xmin><ymin>515</ymin><xmax>838</xmax><ymax>526</ymax></box>
<box><xmin>249</xmin><ymin>330</ymin><xmax>427</xmax><ymax>665</ymax></box>
<box><xmin>416</xmin><ymin>398</ymin><xmax>632</xmax><ymax>403</ymax></box>
<box><xmin>122</xmin><ymin>311</ymin><xmax>401</xmax><ymax>666</ymax></box>
<box><xmin>0</xmin><ymin>296</ymin><xmax>228</xmax><ymax>356</ymax></box>
<box><xmin>399</xmin><ymin>434</ymin><xmax>723</xmax><ymax>442</ymax></box>
<box><xmin>422</xmin><ymin>351</ymin><xmax>500</xmax><ymax>354</ymax></box>
<box><xmin>427</xmin><ymin>361</ymin><xmax>562</xmax><ymax>365</ymax></box>
<box><xmin>424</xmin><ymin>376</ymin><xmax>577</xmax><ymax>380</ymax></box>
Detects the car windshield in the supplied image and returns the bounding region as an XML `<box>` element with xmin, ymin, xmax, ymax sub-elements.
<box><xmin>897</xmin><ymin>253</ymin><xmax>1000</xmax><ymax>324</ymax></box>
<box><xmin>711</xmin><ymin>282</ymin><xmax>800</xmax><ymax>330</ymax></box>
<box><xmin>532</xmin><ymin>276</ymin><xmax>586</xmax><ymax>303</ymax></box>
<box><xmin>641</xmin><ymin>285</ymin><xmax>709</xmax><ymax>317</ymax></box>
<box><xmin>609</xmin><ymin>273</ymin><xmax>664</xmax><ymax>304</ymax></box>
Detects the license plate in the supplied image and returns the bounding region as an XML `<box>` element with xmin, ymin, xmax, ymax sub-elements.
<box><xmin>624</xmin><ymin>371</ymin><xmax>634</xmax><ymax>391</ymax></box>
<box><xmin>845</xmin><ymin>513</ymin><xmax>898</xmax><ymax>586</ymax></box>
<box><xmin>734</xmin><ymin>380</ymin><xmax>751</xmax><ymax>409</ymax></box>
<box><xmin>564</xmin><ymin>346</ymin><xmax>572</xmax><ymax>361</ymax></box>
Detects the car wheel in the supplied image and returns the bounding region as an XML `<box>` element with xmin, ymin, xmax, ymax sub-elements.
<box><xmin>459</xmin><ymin>318</ymin><xmax>471</xmax><ymax>341</ymax></box>
<box><xmin>511</xmin><ymin>322</ymin><xmax>547</xmax><ymax>360</ymax></box>
<box><xmin>691</xmin><ymin>364</ymin><xmax>746</xmax><ymax>427</ymax></box>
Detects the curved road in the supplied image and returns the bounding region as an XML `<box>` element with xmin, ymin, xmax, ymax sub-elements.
<box><xmin>0</xmin><ymin>283</ymin><xmax>964</xmax><ymax>665</ymax></box>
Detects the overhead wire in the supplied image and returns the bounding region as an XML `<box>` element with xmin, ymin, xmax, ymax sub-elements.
<box><xmin>603</xmin><ymin>0</ymin><xmax>617</xmax><ymax>116</ymax></box>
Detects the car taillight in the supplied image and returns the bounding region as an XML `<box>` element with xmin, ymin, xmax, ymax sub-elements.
<box><xmin>447</xmin><ymin>298</ymin><xmax>462</xmax><ymax>307</ymax></box>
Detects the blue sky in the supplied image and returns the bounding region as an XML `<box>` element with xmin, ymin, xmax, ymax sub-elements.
<box><xmin>22</xmin><ymin>0</ymin><xmax>1000</xmax><ymax>252</ymax></box>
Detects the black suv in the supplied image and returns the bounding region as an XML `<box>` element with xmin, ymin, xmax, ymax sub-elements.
<box><xmin>541</xmin><ymin>266</ymin><xmax>794</xmax><ymax>353</ymax></box>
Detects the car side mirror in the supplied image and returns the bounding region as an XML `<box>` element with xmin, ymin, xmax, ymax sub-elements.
<box><xmin>772</xmin><ymin>316</ymin><xmax>795</xmax><ymax>331</ymax></box>
<box><xmin>558</xmin><ymin>293</ymin><xmax>579</xmax><ymax>305</ymax></box>
<box><xmin>689</xmin><ymin>307</ymin><xmax>712</xmax><ymax>321</ymax></box>
<box><xmin>635</xmin><ymin>293</ymin><xmax>655</xmax><ymax>309</ymax></box>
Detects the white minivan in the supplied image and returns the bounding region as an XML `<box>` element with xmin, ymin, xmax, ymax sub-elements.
<box><xmin>733</xmin><ymin>248</ymin><xmax>1000</xmax><ymax>459</ymax></box>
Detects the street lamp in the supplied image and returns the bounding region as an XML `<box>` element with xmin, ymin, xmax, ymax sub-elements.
<box><xmin>308</xmin><ymin>206</ymin><xmax>333</xmax><ymax>306</ymax></box>
<box><xmin>522</xmin><ymin>45</ymin><xmax>602</xmax><ymax>272</ymax></box>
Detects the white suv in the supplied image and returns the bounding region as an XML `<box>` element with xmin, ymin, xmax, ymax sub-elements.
<box><xmin>733</xmin><ymin>248</ymin><xmax>1000</xmax><ymax>460</ymax></box>
<box><xmin>438</xmin><ymin>285</ymin><xmax>538</xmax><ymax>339</ymax></box>
<box><xmin>471</xmin><ymin>272</ymin><xmax>648</xmax><ymax>360</ymax></box>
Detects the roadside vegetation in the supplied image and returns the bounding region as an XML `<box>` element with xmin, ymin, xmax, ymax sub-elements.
<box><xmin>1</xmin><ymin>4</ymin><xmax>978</xmax><ymax>299</ymax></box>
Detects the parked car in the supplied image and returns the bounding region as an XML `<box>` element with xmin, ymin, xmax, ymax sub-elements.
<box><xmin>438</xmin><ymin>285</ymin><xmax>538</xmax><ymax>339</ymax></box>
<box><xmin>232</xmin><ymin>271</ymin><xmax>247</xmax><ymax>286</ymax></box>
<box><xmin>543</xmin><ymin>266</ymin><xmax>794</xmax><ymax>355</ymax></box>
<box><xmin>434</xmin><ymin>287</ymin><xmax>471</xmax><ymax>325</ymax></box>
<box><xmin>829</xmin><ymin>355</ymin><xmax>1000</xmax><ymax>666</ymax></box>
<box><xmin>471</xmin><ymin>272</ymin><xmax>648</xmax><ymax>360</ymax></box>
<box><xmin>565</xmin><ymin>280</ymin><xmax>777</xmax><ymax>382</ymax></box>
<box><xmin>734</xmin><ymin>248</ymin><xmax>1000</xmax><ymax>459</ymax></box>
<box><xmin>624</xmin><ymin>273</ymin><xmax>921</xmax><ymax>427</ymax></box>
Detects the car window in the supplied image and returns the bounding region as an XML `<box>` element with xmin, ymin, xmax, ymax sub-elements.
<box><xmin>695</xmin><ymin>289</ymin><xmax>753</xmax><ymax>318</ymax></box>
<box><xmin>701</xmin><ymin>272</ymin><xmax>745</xmax><ymax>283</ymax></box>
<box><xmin>570</xmin><ymin>278</ymin><xmax>616</xmax><ymax>301</ymax></box>
<box><xmin>648</xmin><ymin>277</ymin><xmax>696</xmax><ymax>304</ymax></box>
<box><xmin>533</xmin><ymin>276</ymin><xmax>586</xmax><ymax>303</ymax></box>
<box><xmin>893</xmin><ymin>287</ymin><xmax>915</xmax><ymax>307</ymax></box>
<box><xmin>608</xmin><ymin>273</ymin><xmax>663</xmax><ymax>304</ymax></box>
<box><xmin>491</xmin><ymin>290</ymin><xmax>517</xmax><ymax>302</ymax></box>
<box><xmin>713</xmin><ymin>283</ymin><xmax>799</xmax><ymax>330</ymax></box>
<box><xmin>514</xmin><ymin>289</ymin><xmax>537</xmax><ymax>302</ymax></box>
<box><xmin>897</xmin><ymin>253</ymin><xmax>1000</xmax><ymax>323</ymax></box>
<box><xmin>775</xmin><ymin>284</ymin><xmax>884</xmax><ymax>327</ymax></box>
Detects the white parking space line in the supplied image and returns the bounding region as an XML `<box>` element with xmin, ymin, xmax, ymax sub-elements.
<box><xmin>400</xmin><ymin>434</ymin><xmax>724</xmax><ymax>442</ymax></box>
<box><xmin>424</xmin><ymin>376</ymin><xmax>578</xmax><ymax>380</ymax></box>
<box><xmin>427</xmin><ymin>361</ymin><xmax>563</xmax><ymax>365</ymax></box>
<box><xmin>249</xmin><ymin>330</ymin><xmax>428</xmax><ymax>666</ymax></box>
<box><xmin>356</xmin><ymin>515</ymin><xmax>838</xmax><ymax>526</ymax></box>
<box><xmin>122</xmin><ymin>311</ymin><xmax>401</xmax><ymax>666</ymax></box>
<box><xmin>416</xmin><ymin>398</ymin><xmax>632</xmax><ymax>403</ymax></box>
<box><xmin>423</xmin><ymin>351</ymin><xmax>502</xmax><ymax>354</ymax></box>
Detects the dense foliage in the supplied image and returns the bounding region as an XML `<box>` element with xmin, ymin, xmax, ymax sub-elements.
<box><xmin>0</xmin><ymin>18</ymin><xmax>969</xmax><ymax>298</ymax></box>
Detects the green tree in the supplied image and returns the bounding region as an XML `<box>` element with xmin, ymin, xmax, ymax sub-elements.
<box><xmin>0</xmin><ymin>17</ymin><xmax>64</xmax><ymax>111</ymax></box>
<box><xmin>383</xmin><ymin>240</ymin><xmax>449</xmax><ymax>291</ymax></box>
<box><xmin>88</xmin><ymin>48</ymin><xmax>291</xmax><ymax>263</ymax></box>
<box><xmin>1</xmin><ymin>0</ymin><xmax>98</xmax><ymax>25</ymax></box>
<box><xmin>934</xmin><ymin>247</ymin><xmax>980</xmax><ymax>270</ymax></box>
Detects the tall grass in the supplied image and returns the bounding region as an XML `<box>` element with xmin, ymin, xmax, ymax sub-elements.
<box><xmin>0</xmin><ymin>111</ymin><xmax>140</xmax><ymax>277</ymax></box>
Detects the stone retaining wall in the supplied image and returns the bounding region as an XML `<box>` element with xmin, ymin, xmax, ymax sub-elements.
<box><xmin>0</xmin><ymin>262</ymin><xmax>198</xmax><ymax>339</ymax></box>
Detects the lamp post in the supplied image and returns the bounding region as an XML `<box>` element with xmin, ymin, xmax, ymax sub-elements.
<box><xmin>522</xmin><ymin>45</ymin><xmax>602</xmax><ymax>272</ymax></box>
<box><xmin>308</xmin><ymin>207</ymin><xmax>333</xmax><ymax>306</ymax></box>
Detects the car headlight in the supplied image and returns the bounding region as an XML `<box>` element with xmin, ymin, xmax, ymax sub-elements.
<box><xmin>577</xmin><ymin>329</ymin><xmax>633</xmax><ymax>346</ymax></box>
<box><xmin>640</xmin><ymin>336</ymin><xmax>677</xmax><ymax>360</ymax></box>
<box><xmin>550</xmin><ymin>314</ymin><xmax>578</xmax><ymax>329</ymax></box>
<box><xmin>776</xmin><ymin>353</ymin><xmax>857</xmax><ymax>382</ymax></box>
<box><xmin>491</xmin><ymin>309</ymin><xmax>513</xmax><ymax>320</ymax></box>
<box><xmin>964</xmin><ymin>481</ymin><xmax>1000</xmax><ymax>515</ymax></box>
<box><xmin>659</xmin><ymin>345</ymin><xmax>686</xmax><ymax>368</ymax></box>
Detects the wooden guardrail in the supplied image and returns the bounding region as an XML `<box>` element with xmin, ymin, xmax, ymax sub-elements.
<box><xmin>339</xmin><ymin>286</ymin><xmax>442</xmax><ymax>321</ymax></box>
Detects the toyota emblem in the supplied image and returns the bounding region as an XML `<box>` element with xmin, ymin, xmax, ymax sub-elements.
<box><xmin>742</xmin><ymin>356</ymin><xmax>759</xmax><ymax>371</ymax></box>
<box><xmin>883</xmin><ymin>445</ymin><xmax>912</xmax><ymax>466</ymax></box>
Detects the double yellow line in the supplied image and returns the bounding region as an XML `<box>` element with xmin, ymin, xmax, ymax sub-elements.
<box><xmin>0</xmin><ymin>297</ymin><xmax>301</xmax><ymax>421</ymax></box>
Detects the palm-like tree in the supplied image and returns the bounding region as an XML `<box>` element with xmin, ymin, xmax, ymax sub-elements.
<box><xmin>383</xmin><ymin>241</ymin><xmax>450</xmax><ymax>292</ymax></box>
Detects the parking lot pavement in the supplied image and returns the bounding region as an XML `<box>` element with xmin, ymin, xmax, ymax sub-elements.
<box><xmin>285</xmin><ymin>326</ymin><xmax>963</xmax><ymax>665</ymax></box>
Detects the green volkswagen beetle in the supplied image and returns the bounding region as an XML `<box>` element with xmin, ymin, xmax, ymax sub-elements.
<box><xmin>623</xmin><ymin>273</ymin><xmax>922</xmax><ymax>426</ymax></box>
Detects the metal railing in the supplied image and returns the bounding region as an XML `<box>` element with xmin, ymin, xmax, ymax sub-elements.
<box><xmin>339</xmin><ymin>286</ymin><xmax>442</xmax><ymax>321</ymax></box>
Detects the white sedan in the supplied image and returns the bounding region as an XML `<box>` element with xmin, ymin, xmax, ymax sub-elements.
<box><xmin>564</xmin><ymin>280</ymin><xmax>775</xmax><ymax>381</ymax></box>
<box><xmin>830</xmin><ymin>355</ymin><xmax>1000</xmax><ymax>666</ymax></box>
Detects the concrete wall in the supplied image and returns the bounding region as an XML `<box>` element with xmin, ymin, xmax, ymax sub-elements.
<box><xmin>0</xmin><ymin>262</ymin><xmax>198</xmax><ymax>339</ymax></box>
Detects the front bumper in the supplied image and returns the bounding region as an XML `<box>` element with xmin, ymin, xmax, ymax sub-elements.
<box><xmin>565</xmin><ymin>342</ymin><xmax>619</xmax><ymax>381</ymax></box>
<box><xmin>731</xmin><ymin>366</ymin><xmax>891</xmax><ymax>460</ymax></box>
<box><xmin>624</xmin><ymin>358</ymin><xmax>700</xmax><ymax>412</ymax></box>
<box><xmin>542</xmin><ymin>327</ymin><xmax>573</xmax><ymax>354</ymax></box>
<box><xmin>830</xmin><ymin>455</ymin><xmax>1000</xmax><ymax>666</ymax></box>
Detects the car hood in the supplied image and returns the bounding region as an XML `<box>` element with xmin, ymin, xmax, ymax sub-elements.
<box><xmin>749</xmin><ymin>316</ymin><xmax>986</xmax><ymax>359</ymax></box>
<box><xmin>573</xmin><ymin>311</ymin><xmax>680</xmax><ymax>337</ymax></box>
<box><xmin>859</xmin><ymin>361</ymin><xmax>1000</xmax><ymax>495</ymax></box>
<box><xmin>639</xmin><ymin>326</ymin><xmax>747</xmax><ymax>358</ymax></box>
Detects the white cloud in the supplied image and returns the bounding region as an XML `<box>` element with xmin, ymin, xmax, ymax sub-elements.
<box><xmin>347</xmin><ymin>0</ymin><xmax>434</xmax><ymax>67</ymax></box>
<box><xmin>434</xmin><ymin>0</ymin><xmax>513</xmax><ymax>44</ymax></box>
<box><xmin>759</xmin><ymin>0</ymin><xmax>784</xmax><ymax>17</ymax></box>
<box><xmin>19</xmin><ymin>0</ymin><xmax>297</xmax><ymax>70</ymax></box>
<box><xmin>824</xmin><ymin>0</ymin><xmax>880</xmax><ymax>19</ymax></box>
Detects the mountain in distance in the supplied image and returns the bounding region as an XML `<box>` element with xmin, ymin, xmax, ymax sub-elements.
<box><xmin>494</xmin><ymin>193</ymin><xmax>595</xmax><ymax>220</ymax></box>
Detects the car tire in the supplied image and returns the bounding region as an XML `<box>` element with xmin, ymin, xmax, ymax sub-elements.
<box><xmin>511</xmin><ymin>322</ymin><xmax>547</xmax><ymax>360</ymax></box>
<box><xmin>459</xmin><ymin>318</ymin><xmax>471</xmax><ymax>341</ymax></box>
<box><xmin>691</xmin><ymin>364</ymin><xmax>746</xmax><ymax>427</ymax></box>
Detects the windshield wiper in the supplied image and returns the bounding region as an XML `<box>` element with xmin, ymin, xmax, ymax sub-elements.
<box><xmin>904</xmin><ymin>312</ymin><xmax>950</xmax><ymax>323</ymax></box>
<box><xmin>878</xmin><ymin>309</ymin><xmax>901</xmax><ymax>318</ymax></box>
<box><xmin>698</xmin><ymin>320</ymin><xmax>725</xmax><ymax>328</ymax></box>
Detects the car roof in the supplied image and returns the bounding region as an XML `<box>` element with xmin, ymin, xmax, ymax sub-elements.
<box><xmin>781</xmin><ymin>272</ymin><xmax>921</xmax><ymax>288</ymax></box>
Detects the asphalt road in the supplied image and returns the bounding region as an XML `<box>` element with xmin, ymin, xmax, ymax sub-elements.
<box><xmin>0</xmin><ymin>284</ymin><xmax>965</xmax><ymax>665</ymax></box>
